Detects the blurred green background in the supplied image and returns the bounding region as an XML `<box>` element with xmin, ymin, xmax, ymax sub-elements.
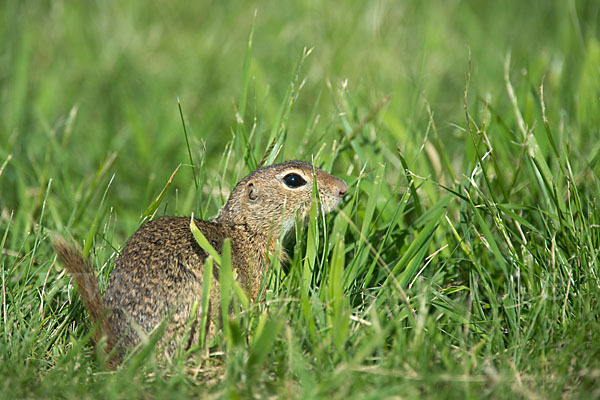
<box><xmin>3</xmin><ymin>1</ymin><xmax>598</xmax><ymax>226</ymax></box>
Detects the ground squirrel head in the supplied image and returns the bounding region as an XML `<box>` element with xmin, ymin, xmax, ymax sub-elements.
<box><xmin>216</xmin><ymin>160</ymin><xmax>347</xmax><ymax>237</ymax></box>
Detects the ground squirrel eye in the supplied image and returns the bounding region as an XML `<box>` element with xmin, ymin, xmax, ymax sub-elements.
<box><xmin>283</xmin><ymin>173</ymin><xmax>307</xmax><ymax>188</ymax></box>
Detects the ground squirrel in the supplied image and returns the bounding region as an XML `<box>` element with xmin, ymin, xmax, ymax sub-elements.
<box><xmin>53</xmin><ymin>160</ymin><xmax>347</xmax><ymax>365</ymax></box>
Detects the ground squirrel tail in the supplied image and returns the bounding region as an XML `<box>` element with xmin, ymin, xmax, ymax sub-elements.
<box><xmin>52</xmin><ymin>237</ymin><xmax>116</xmax><ymax>354</ymax></box>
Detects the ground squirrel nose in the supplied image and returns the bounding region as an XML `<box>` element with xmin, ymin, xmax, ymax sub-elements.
<box><xmin>339</xmin><ymin>181</ymin><xmax>347</xmax><ymax>196</ymax></box>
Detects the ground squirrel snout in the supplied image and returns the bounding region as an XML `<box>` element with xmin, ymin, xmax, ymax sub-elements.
<box><xmin>218</xmin><ymin>160</ymin><xmax>347</xmax><ymax>236</ymax></box>
<box><xmin>53</xmin><ymin>160</ymin><xmax>346</xmax><ymax>365</ymax></box>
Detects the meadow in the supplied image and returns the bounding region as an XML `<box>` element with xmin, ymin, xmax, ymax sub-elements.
<box><xmin>1</xmin><ymin>1</ymin><xmax>600</xmax><ymax>398</ymax></box>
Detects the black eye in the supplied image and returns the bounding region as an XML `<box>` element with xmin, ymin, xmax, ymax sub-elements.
<box><xmin>283</xmin><ymin>173</ymin><xmax>307</xmax><ymax>188</ymax></box>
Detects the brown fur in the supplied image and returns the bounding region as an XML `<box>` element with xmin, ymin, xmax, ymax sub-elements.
<box><xmin>53</xmin><ymin>160</ymin><xmax>347</xmax><ymax>366</ymax></box>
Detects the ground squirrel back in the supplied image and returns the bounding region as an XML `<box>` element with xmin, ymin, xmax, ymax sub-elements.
<box><xmin>53</xmin><ymin>160</ymin><xmax>347</xmax><ymax>364</ymax></box>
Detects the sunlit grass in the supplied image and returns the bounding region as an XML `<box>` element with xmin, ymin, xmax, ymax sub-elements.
<box><xmin>2</xmin><ymin>0</ymin><xmax>600</xmax><ymax>398</ymax></box>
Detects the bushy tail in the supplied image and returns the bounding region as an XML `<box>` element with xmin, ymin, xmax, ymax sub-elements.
<box><xmin>52</xmin><ymin>236</ymin><xmax>118</xmax><ymax>363</ymax></box>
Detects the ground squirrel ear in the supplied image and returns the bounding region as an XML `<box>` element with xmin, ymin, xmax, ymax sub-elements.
<box><xmin>246</xmin><ymin>181</ymin><xmax>259</xmax><ymax>202</ymax></box>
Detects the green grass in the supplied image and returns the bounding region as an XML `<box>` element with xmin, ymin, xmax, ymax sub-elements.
<box><xmin>2</xmin><ymin>0</ymin><xmax>600</xmax><ymax>398</ymax></box>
